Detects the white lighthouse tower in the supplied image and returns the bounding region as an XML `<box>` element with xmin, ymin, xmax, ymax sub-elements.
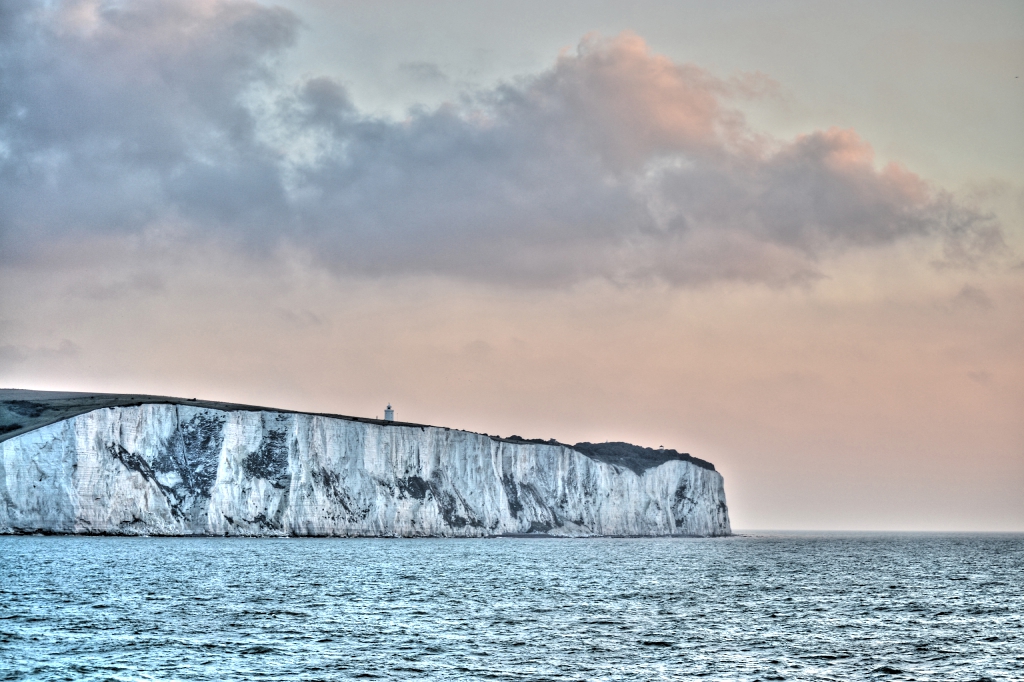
<box><xmin>384</xmin><ymin>403</ymin><xmax>394</xmax><ymax>421</ymax></box>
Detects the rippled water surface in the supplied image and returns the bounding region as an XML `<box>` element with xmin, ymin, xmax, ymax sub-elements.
<box><xmin>1</xmin><ymin>533</ymin><xmax>1021</xmax><ymax>681</ymax></box>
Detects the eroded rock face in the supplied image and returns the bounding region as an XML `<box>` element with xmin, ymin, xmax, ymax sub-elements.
<box><xmin>0</xmin><ymin>405</ymin><xmax>730</xmax><ymax>537</ymax></box>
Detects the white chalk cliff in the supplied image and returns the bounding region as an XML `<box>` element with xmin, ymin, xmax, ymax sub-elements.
<box><xmin>0</xmin><ymin>404</ymin><xmax>730</xmax><ymax>536</ymax></box>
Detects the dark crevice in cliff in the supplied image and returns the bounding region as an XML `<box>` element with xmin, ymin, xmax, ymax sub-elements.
<box><xmin>106</xmin><ymin>444</ymin><xmax>184</xmax><ymax>519</ymax></box>
<box><xmin>177</xmin><ymin>411</ymin><xmax>225</xmax><ymax>495</ymax></box>
<box><xmin>429</xmin><ymin>478</ymin><xmax>484</xmax><ymax>529</ymax></box>
<box><xmin>502</xmin><ymin>474</ymin><xmax>523</xmax><ymax>518</ymax></box>
<box><xmin>242</xmin><ymin>425</ymin><xmax>290</xmax><ymax>489</ymax></box>
<box><xmin>396</xmin><ymin>476</ymin><xmax>430</xmax><ymax>500</ymax></box>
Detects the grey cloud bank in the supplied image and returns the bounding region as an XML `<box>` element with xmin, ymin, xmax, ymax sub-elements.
<box><xmin>0</xmin><ymin>0</ymin><xmax>1004</xmax><ymax>285</ymax></box>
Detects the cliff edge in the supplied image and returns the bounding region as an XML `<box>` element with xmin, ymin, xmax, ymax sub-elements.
<box><xmin>0</xmin><ymin>390</ymin><xmax>731</xmax><ymax>537</ymax></box>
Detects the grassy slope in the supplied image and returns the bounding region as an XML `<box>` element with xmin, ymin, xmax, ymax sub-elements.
<box><xmin>0</xmin><ymin>389</ymin><xmax>405</xmax><ymax>445</ymax></box>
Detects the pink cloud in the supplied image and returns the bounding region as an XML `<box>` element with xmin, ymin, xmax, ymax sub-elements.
<box><xmin>0</xmin><ymin>7</ymin><xmax>1006</xmax><ymax>286</ymax></box>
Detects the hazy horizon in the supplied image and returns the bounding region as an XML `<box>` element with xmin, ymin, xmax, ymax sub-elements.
<box><xmin>1</xmin><ymin>0</ymin><xmax>1021</xmax><ymax>532</ymax></box>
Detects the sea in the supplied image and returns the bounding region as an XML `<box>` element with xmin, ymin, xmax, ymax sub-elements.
<box><xmin>0</xmin><ymin>533</ymin><xmax>1020</xmax><ymax>681</ymax></box>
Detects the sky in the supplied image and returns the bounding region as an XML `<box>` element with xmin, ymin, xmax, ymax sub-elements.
<box><xmin>1</xmin><ymin>0</ymin><xmax>1022</xmax><ymax>531</ymax></box>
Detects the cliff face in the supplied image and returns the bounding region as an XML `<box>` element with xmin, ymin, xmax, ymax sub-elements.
<box><xmin>0</xmin><ymin>404</ymin><xmax>730</xmax><ymax>537</ymax></box>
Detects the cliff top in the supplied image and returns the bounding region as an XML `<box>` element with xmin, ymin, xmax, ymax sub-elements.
<box><xmin>0</xmin><ymin>389</ymin><xmax>414</xmax><ymax>444</ymax></box>
<box><xmin>0</xmin><ymin>389</ymin><xmax>714</xmax><ymax>473</ymax></box>
<box><xmin>571</xmin><ymin>441</ymin><xmax>715</xmax><ymax>473</ymax></box>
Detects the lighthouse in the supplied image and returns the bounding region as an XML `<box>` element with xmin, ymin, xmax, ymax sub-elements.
<box><xmin>384</xmin><ymin>403</ymin><xmax>394</xmax><ymax>421</ymax></box>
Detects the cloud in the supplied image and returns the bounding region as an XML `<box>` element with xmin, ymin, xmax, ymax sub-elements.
<box><xmin>952</xmin><ymin>284</ymin><xmax>993</xmax><ymax>309</ymax></box>
<box><xmin>0</xmin><ymin>0</ymin><xmax>299</xmax><ymax>245</ymax></box>
<box><xmin>398</xmin><ymin>61</ymin><xmax>449</xmax><ymax>85</ymax></box>
<box><xmin>0</xmin><ymin>1</ymin><xmax>1006</xmax><ymax>286</ymax></box>
<box><xmin>0</xmin><ymin>339</ymin><xmax>79</xmax><ymax>369</ymax></box>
